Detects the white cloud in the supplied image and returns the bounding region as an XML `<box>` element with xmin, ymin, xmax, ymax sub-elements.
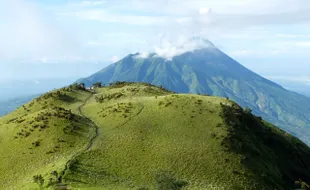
<box><xmin>102</xmin><ymin>0</ymin><xmax>310</xmax><ymax>15</ymax></box>
<box><xmin>131</xmin><ymin>36</ymin><xmax>216</xmax><ymax>60</ymax></box>
<box><xmin>71</xmin><ymin>1</ymin><xmax>106</xmax><ymax>6</ymax></box>
<box><xmin>275</xmin><ymin>34</ymin><xmax>310</xmax><ymax>38</ymax></box>
<box><xmin>199</xmin><ymin>7</ymin><xmax>211</xmax><ymax>15</ymax></box>
<box><xmin>92</xmin><ymin>1</ymin><xmax>106</xmax><ymax>5</ymax></box>
<box><xmin>3</xmin><ymin>0</ymin><xmax>310</xmax><ymax>70</ymax></box>
<box><xmin>64</xmin><ymin>0</ymin><xmax>310</xmax><ymax>44</ymax></box>
<box><xmin>294</xmin><ymin>41</ymin><xmax>310</xmax><ymax>47</ymax></box>
<box><xmin>153</xmin><ymin>37</ymin><xmax>215</xmax><ymax>59</ymax></box>
<box><xmin>70</xmin><ymin>10</ymin><xmax>171</xmax><ymax>25</ymax></box>
<box><xmin>0</xmin><ymin>0</ymin><xmax>83</xmax><ymax>62</ymax></box>
<box><xmin>134</xmin><ymin>52</ymin><xmax>150</xmax><ymax>59</ymax></box>
<box><xmin>111</xmin><ymin>56</ymin><xmax>120</xmax><ymax>63</ymax></box>
<box><xmin>59</xmin><ymin>0</ymin><xmax>310</xmax><ymax>29</ymax></box>
<box><xmin>266</xmin><ymin>41</ymin><xmax>310</xmax><ymax>49</ymax></box>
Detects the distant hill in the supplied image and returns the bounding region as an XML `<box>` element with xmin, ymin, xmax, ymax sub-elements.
<box><xmin>0</xmin><ymin>94</ymin><xmax>39</xmax><ymax>116</ymax></box>
<box><xmin>78</xmin><ymin>41</ymin><xmax>310</xmax><ymax>145</ymax></box>
<box><xmin>0</xmin><ymin>78</ymin><xmax>78</xmax><ymax>101</ymax></box>
<box><xmin>0</xmin><ymin>82</ymin><xmax>309</xmax><ymax>189</ymax></box>
<box><xmin>0</xmin><ymin>77</ymin><xmax>80</xmax><ymax>116</ymax></box>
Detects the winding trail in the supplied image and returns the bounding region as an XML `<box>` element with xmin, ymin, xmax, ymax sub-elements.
<box><xmin>58</xmin><ymin>91</ymin><xmax>99</xmax><ymax>189</ymax></box>
<box><xmin>57</xmin><ymin>91</ymin><xmax>146</xmax><ymax>189</ymax></box>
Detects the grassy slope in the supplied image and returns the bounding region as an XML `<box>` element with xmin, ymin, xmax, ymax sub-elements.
<box><xmin>78</xmin><ymin>51</ymin><xmax>310</xmax><ymax>146</ymax></box>
<box><xmin>0</xmin><ymin>89</ymin><xmax>95</xmax><ymax>190</ymax></box>
<box><xmin>1</xmin><ymin>83</ymin><xmax>310</xmax><ymax>190</ymax></box>
<box><xmin>62</xmin><ymin>83</ymin><xmax>310</xmax><ymax>190</ymax></box>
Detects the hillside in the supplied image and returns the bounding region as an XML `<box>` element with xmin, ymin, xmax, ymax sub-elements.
<box><xmin>0</xmin><ymin>82</ymin><xmax>309</xmax><ymax>190</ymax></box>
<box><xmin>77</xmin><ymin>45</ymin><xmax>310</xmax><ymax>146</ymax></box>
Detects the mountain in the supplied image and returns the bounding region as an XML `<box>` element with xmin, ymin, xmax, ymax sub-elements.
<box><xmin>0</xmin><ymin>82</ymin><xmax>310</xmax><ymax>189</ymax></box>
<box><xmin>78</xmin><ymin>42</ymin><xmax>310</xmax><ymax>145</ymax></box>
<box><xmin>0</xmin><ymin>94</ymin><xmax>39</xmax><ymax>116</ymax></box>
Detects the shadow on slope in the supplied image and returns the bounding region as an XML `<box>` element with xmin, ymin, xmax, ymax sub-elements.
<box><xmin>220</xmin><ymin>103</ymin><xmax>310</xmax><ymax>189</ymax></box>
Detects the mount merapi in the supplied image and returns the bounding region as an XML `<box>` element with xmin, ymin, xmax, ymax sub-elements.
<box><xmin>78</xmin><ymin>40</ymin><xmax>310</xmax><ymax>145</ymax></box>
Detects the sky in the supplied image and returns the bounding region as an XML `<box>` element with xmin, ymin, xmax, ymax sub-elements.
<box><xmin>1</xmin><ymin>0</ymin><xmax>310</xmax><ymax>92</ymax></box>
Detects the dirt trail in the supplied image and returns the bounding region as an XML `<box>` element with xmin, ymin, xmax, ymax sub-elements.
<box><xmin>57</xmin><ymin>91</ymin><xmax>146</xmax><ymax>189</ymax></box>
<box><xmin>58</xmin><ymin>91</ymin><xmax>99</xmax><ymax>188</ymax></box>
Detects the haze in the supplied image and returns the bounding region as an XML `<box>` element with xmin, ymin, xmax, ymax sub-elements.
<box><xmin>1</xmin><ymin>0</ymin><xmax>310</xmax><ymax>98</ymax></box>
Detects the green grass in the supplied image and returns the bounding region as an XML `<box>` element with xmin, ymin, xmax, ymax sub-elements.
<box><xmin>0</xmin><ymin>88</ymin><xmax>95</xmax><ymax>189</ymax></box>
<box><xmin>0</xmin><ymin>82</ymin><xmax>310</xmax><ymax>190</ymax></box>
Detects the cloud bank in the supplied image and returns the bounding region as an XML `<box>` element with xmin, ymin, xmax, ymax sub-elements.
<box><xmin>0</xmin><ymin>0</ymin><xmax>83</xmax><ymax>63</ymax></box>
<box><xmin>2</xmin><ymin>0</ymin><xmax>310</xmax><ymax>65</ymax></box>
<box><xmin>152</xmin><ymin>37</ymin><xmax>215</xmax><ymax>59</ymax></box>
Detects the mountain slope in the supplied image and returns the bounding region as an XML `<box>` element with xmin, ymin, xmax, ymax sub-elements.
<box><xmin>0</xmin><ymin>87</ymin><xmax>96</xmax><ymax>189</ymax></box>
<box><xmin>78</xmin><ymin>46</ymin><xmax>310</xmax><ymax>145</ymax></box>
<box><xmin>1</xmin><ymin>82</ymin><xmax>310</xmax><ymax>189</ymax></box>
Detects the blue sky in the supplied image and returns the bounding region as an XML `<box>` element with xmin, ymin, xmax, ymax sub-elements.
<box><xmin>1</xmin><ymin>0</ymin><xmax>310</xmax><ymax>90</ymax></box>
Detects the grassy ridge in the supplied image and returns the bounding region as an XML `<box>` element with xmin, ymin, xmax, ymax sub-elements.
<box><xmin>0</xmin><ymin>89</ymin><xmax>95</xmax><ymax>189</ymax></box>
<box><xmin>77</xmin><ymin>49</ymin><xmax>310</xmax><ymax>146</ymax></box>
<box><xmin>62</xmin><ymin>83</ymin><xmax>310</xmax><ymax>189</ymax></box>
<box><xmin>0</xmin><ymin>83</ymin><xmax>310</xmax><ymax>189</ymax></box>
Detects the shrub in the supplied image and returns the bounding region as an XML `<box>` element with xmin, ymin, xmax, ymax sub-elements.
<box><xmin>196</xmin><ymin>99</ymin><xmax>203</xmax><ymax>105</ymax></box>
<box><xmin>24</xmin><ymin>131</ymin><xmax>31</xmax><ymax>137</ymax></box>
<box><xmin>244</xmin><ymin>107</ymin><xmax>252</xmax><ymax>114</ymax></box>
<box><xmin>33</xmin><ymin>174</ymin><xmax>44</xmax><ymax>190</ymax></box>
<box><xmin>155</xmin><ymin>171</ymin><xmax>188</xmax><ymax>190</ymax></box>
<box><xmin>137</xmin><ymin>187</ymin><xmax>149</xmax><ymax>190</ymax></box>
<box><xmin>93</xmin><ymin>82</ymin><xmax>102</xmax><ymax>88</ymax></box>
<box><xmin>68</xmin><ymin>159</ymin><xmax>79</xmax><ymax>171</ymax></box>
<box><xmin>50</xmin><ymin>170</ymin><xmax>59</xmax><ymax>185</ymax></box>
<box><xmin>32</xmin><ymin>140</ymin><xmax>41</xmax><ymax>147</ymax></box>
<box><xmin>210</xmin><ymin>132</ymin><xmax>217</xmax><ymax>138</ymax></box>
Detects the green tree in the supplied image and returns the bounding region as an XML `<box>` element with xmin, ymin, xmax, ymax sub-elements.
<box><xmin>33</xmin><ymin>175</ymin><xmax>44</xmax><ymax>190</ymax></box>
<box><xmin>93</xmin><ymin>82</ymin><xmax>102</xmax><ymax>88</ymax></box>
<box><xmin>51</xmin><ymin>170</ymin><xmax>58</xmax><ymax>180</ymax></box>
<box><xmin>46</xmin><ymin>171</ymin><xmax>59</xmax><ymax>187</ymax></box>
<box><xmin>244</xmin><ymin>107</ymin><xmax>252</xmax><ymax>114</ymax></box>
<box><xmin>79</xmin><ymin>83</ymin><xmax>85</xmax><ymax>90</ymax></box>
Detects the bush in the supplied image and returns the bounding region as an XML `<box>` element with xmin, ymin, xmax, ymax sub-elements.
<box><xmin>93</xmin><ymin>82</ymin><xmax>102</xmax><ymax>88</ymax></box>
<box><xmin>95</xmin><ymin>93</ymin><xmax>125</xmax><ymax>103</ymax></box>
<box><xmin>210</xmin><ymin>132</ymin><xmax>217</xmax><ymax>138</ymax></box>
<box><xmin>32</xmin><ymin>140</ymin><xmax>40</xmax><ymax>147</ymax></box>
<box><xmin>137</xmin><ymin>187</ymin><xmax>149</xmax><ymax>190</ymax></box>
<box><xmin>244</xmin><ymin>107</ymin><xmax>252</xmax><ymax>114</ymax></box>
<box><xmin>68</xmin><ymin>83</ymin><xmax>85</xmax><ymax>90</ymax></box>
<box><xmin>155</xmin><ymin>171</ymin><xmax>188</xmax><ymax>190</ymax></box>
<box><xmin>33</xmin><ymin>174</ymin><xmax>44</xmax><ymax>190</ymax></box>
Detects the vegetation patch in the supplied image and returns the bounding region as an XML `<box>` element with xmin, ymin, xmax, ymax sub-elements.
<box><xmin>220</xmin><ymin>102</ymin><xmax>310</xmax><ymax>189</ymax></box>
